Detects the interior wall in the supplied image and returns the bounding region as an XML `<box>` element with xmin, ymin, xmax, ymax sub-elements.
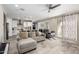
<box><xmin>49</xmin><ymin>18</ymin><xmax>58</xmax><ymax>32</ymax></box>
<box><xmin>6</xmin><ymin>17</ymin><xmax>12</xmax><ymax>37</ymax></box>
<box><xmin>0</xmin><ymin>5</ymin><xmax>4</xmax><ymax>42</ymax></box>
<box><xmin>37</xmin><ymin>18</ymin><xmax>58</xmax><ymax>33</ymax></box>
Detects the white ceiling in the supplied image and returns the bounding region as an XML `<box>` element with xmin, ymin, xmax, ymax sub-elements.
<box><xmin>3</xmin><ymin>4</ymin><xmax>55</xmax><ymax>21</ymax></box>
<box><xmin>3</xmin><ymin>4</ymin><xmax>79</xmax><ymax>22</ymax></box>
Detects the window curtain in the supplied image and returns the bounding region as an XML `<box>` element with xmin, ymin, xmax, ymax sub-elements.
<box><xmin>62</xmin><ymin>14</ymin><xmax>77</xmax><ymax>40</ymax></box>
<box><xmin>57</xmin><ymin>17</ymin><xmax>63</xmax><ymax>38</ymax></box>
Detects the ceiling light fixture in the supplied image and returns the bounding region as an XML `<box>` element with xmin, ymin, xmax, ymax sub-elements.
<box><xmin>15</xmin><ymin>4</ymin><xmax>19</xmax><ymax>7</ymax></box>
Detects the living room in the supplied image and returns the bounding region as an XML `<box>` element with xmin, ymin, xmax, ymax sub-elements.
<box><xmin>0</xmin><ymin>4</ymin><xmax>79</xmax><ymax>54</ymax></box>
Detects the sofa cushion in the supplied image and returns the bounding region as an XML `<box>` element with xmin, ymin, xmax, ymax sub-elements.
<box><xmin>33</xmin><ymin>36</ymin><xmax>45</xmax><ymax>42</ymax></box>
<box><xmin>19</xmin><ymin>32</ymin><xmax>28</xmax><ymax>39</ymax></box>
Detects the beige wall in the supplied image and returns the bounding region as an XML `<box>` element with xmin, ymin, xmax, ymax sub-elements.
<box><xmin>0</xmin><ymin>5</ymin><xmax>4</xmax><ymax>42</ymax></box>
<box><xmin>49</xmin><ymin>18</ymin><xmax>57</xmax><ymax>32</ymax></box>
<box><xmin>37</xmin><ymin>18</ymin><xmax>58</xmax><ymax>33</ymax></box>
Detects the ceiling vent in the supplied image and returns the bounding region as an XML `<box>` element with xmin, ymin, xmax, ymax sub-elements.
<box><xmin>19</xmin><ymin>8</ymin><xmax>25</xmax><ymax>11</ymax></box>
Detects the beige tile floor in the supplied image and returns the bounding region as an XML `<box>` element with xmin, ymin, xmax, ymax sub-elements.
<box><xmin>7</xmin><ymin>37</ymin><xmax>79</xmax><ymax>54</ymax></box>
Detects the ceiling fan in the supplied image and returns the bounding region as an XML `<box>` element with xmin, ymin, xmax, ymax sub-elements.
<box><xmin>16</xmin><ymin>7</ymin><xmax>25</xmax><ymax>12</ymax></box>
<box><xmin>44</xmin><ymin>4</ymin><xmax>61</xmax><ymax>13</ymax></box>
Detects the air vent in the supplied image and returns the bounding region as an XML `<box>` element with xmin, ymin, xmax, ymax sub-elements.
<box><xmin>19</xmin><ymin>8</ymin><xmax>25</xmax><ymax>11</ymax></box>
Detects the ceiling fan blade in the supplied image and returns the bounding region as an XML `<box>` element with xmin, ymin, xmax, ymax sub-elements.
<box><xmin>16</xmin><ymin>7</ymin><xmax>25</xmax><ymax>12</ymax></box>
<box><xmin>49</xmin><ymin>4</ymin><xmax>61</xmax><ymax>9</ymax></box>
<box><xmin>41</xmin><ymin>4</ymin><xmax>61</xmax><ymax>13</ymax></box>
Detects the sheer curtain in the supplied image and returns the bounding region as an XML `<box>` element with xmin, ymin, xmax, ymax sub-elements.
<box><xmin>57</xmin><ymin>17</ymin><xmax>63</xmax><ymax>38</ymax></box>
<box><xmin>56</xmin><ymin>14</ymin><xmax>77</xmax><ymax>41</ymax></box>
<box><xmin>62</xmin><ymin>14</ymin><xmax>77</xmax><ymax>40</ymax></box>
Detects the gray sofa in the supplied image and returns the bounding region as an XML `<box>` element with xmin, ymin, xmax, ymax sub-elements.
<box><xmin>17</xmin><ymin>38</ymin><xmax>37</xmax><ymax>53</ymax></box>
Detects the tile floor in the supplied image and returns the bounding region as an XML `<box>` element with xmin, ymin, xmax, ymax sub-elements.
<box><xmin>7</xmin><ymin>37</ymin><xmax>79</xmax><ymax>54</ymax></box>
